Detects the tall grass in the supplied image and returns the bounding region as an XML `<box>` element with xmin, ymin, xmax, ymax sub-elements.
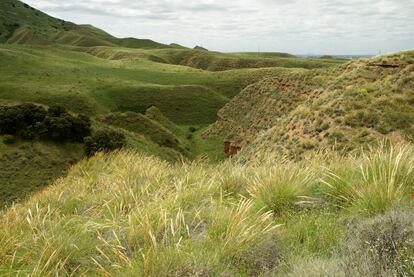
<box><xmin>0</xmin><ymin>151</ymin><xmax>281</xmax><ymax>276</ymax></box>
<box><xmin>321</xmin><ymin>143</ymin><xmax>414</xmax><ymax>214</ymax></box>
<box><xmin>1</xmin><ymin>142</ymin><xmax>414</xmax><ymax>275</ymax></box>
<box><xmin>248</xmin><ymin>162</ymin><xmax>317</xmax><ymax>215</ymax></box>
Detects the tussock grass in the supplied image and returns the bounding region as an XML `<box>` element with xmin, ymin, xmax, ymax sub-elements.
<box><xmin>1</xmin><ymin>142</ymin><xmax>414</xmax><ymax>275</ymax></box>
<box><xmin>0</xmin><ymin>151</ymin><xmax>280</xmax><ymax>276</ymax></box>
<box><xmin>248</xmin><ymin>161</ymin><xmax>317</xmax><ymax>215</ymax></box>
<box><xmin>322</xmin><ymin>143</ymin><xmax>414</xmax><ymax>214</ymax></box>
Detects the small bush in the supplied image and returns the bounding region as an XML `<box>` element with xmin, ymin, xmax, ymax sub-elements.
<box><xmin>2</xmin><ymin>135</ymin><xmax>15</xmax><ymax>145</ymax></box>
<box><xmin>84</xmin><ymin>129</ymin><xmax>126</xmax><ymax>157</ymax></box>
<box><xmin>342</xmin><ymin>209</ymin><xmax>414</xmax><ymax>276</ymax></box>
<box><xmin>189</xmin><ymin>126</ymin><xmax>197</xmax><ymax>133</ymax></box>
<box><xmin>0</xmin><ymin>103</ymin><xmax>91</xmax><ymax>142</ymax></box>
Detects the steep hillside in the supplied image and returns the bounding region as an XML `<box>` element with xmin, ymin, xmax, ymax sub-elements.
<box><xmin>99</xmin><ymin>111</ymin><xmax>189</xmax><ymax>155</ymax></box>
<box><xmin>0</xmin><ymin>0</ymin><xmax>172</xmax><ymax>49</ymax></box>
<box><xmin>1</xmin><ymin>144</ymin><xmax>414</xmax><ymax>275</ymax></box>
<box><xmin>0</xmin><ymin>139</ymin><xmax>84</xmax><ymax>207</ymax></box>
<box><xmin>205</xmin><ymin>51</ymin><xmax>414</xmax><ymax>159</ymax></box>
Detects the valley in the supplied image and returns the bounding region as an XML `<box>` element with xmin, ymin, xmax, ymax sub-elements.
<box><xmin>0</xmin><ymin>0</ymin><xmax>413</xmax><ymax>276</ymax></box>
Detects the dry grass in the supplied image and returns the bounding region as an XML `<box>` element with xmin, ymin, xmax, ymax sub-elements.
<box><xmin>1</xmin><ymin>142</ymin><xmax>414</xmax><ymax>275</ymax></box>
<box><xmin>321</xmin><ymin>142</ymin><xmax>414</xmax><ymax>214</ymax></box>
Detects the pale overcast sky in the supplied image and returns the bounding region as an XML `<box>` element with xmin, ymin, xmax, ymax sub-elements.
<box><xmin>24</xmin><ymin>0</ymin><xmax>414</xmax><ymax>55</ymax></box>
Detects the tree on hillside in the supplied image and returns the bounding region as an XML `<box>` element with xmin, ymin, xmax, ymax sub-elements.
<box><xmin>84</xmin><ymin>129</ymin><xmax>126</xmax><ymax>157</ymax></box>
<box><xmin>0</xmin><ymin>103</ymin><xmax>91</xmax><ymax>142</ymax></box>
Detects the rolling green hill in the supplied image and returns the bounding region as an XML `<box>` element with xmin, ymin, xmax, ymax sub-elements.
<box><xmin>205</xmin><ymin>51</ymin><xmax>414</xmax><ymax>159</ymax></box>
<box><xmin>1</xmin><ymin>1</ymin><xmax>414</xmax><ymax>276</ymax></box>
<box><xmin>0</xmin><ymin>42</ymin><xmax>343</xmax><ymax>207</ymax></box>
<box><xmin>0</xmin><ymin>0</ymin><xmax>173</xmax><ymax>48</ymax></box>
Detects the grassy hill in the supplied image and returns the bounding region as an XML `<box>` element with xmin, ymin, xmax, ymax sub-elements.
<box><xmin>0</xmin><ymin>143</ymin><xmax>413</xmax><ymax>275</ymax></box>
<box><xmin>0</xmin><ymin>0</ymin><xmax>345</xmax><ymax>73</ymax></box>
<box><xmin>145</xmin><ymin>48</ymin><xmax>345</xmax><ymax>71</ymax></box>
<box><xmin>0</xmin><ymin>42</ymin><xmax>344</xmax><ymax>207</ymax></box>
<box><xmin>0</xmin><ymin>0</ymin><xmax>172</xmax><ymax>49</ymax></box>
<box><xmin>0</xmin><ymin>139</ymin><xmax>84</xmax><ymax>206</ymax></box>
<box><xmin>0</xmin><ymin>2</ymin><xmax>413</xmax><ymax>275</ymax></box>
<box><xmin>205</xmin><ymin>51</ymin><xmax>414</xmax><ymax>159</ymax></box>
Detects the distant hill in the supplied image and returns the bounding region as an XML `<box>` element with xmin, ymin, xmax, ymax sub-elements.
<box><xmin>0</xmin><ymin>0</ymin><xmax>173</xmax><ymax>49</ymax></box>
<box><xmin>205</xmin><ymin>51</ymin><xmax>414</xmax><ymax>159</ymax></box>
<box><xmin>0</xmin><ymin>0</ymin><xmax>347</xmax><ymax>72</ymax></box>
<box><xmin>194</xmin><ymin>45</ymin><xmax>208</xmax><ymax>51</ymax></box>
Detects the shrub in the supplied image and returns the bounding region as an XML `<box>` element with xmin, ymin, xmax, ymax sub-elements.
<box><xmin>342</xmin><ymin>209</ymin><xmax>414</xmax><ymax>276</ymax></box>
<box><xmin>189</xmin><ymin>126</ymin><xmax>197</xmax><ymax>133</ymax></box>
<box><xmin>0</xmin><ymin>103</ymin><xmax>91</xmax><ymax>142</ymax></box>
<box><xmin>84</xmin><ymin>129</ymin><xmax>126</xmax><ymax>157</ymax></box>
<box><xmin>48</xmin><ymin>104</ymin><xmax>66</xmax><ymax>117</ymax></box>
<box><xmin>0</xmin><ymin>103</ymin><xmax>48</xmax><ymax>134</ymax></box>
<box><xmin>2</xmin><ymin>134</ymin><xmax>15</xmax><ymax>145</ymax></box>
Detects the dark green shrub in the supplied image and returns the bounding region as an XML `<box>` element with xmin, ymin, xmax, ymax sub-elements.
<box><xmin>0</xmin><ymin>103</ymin><xmax>48</xmax><ymax>134</ymax></box>
<box><xmin>2</xmin><ymin>135</ymin><xmax>15</xmax><ymax>144</ymax></box>
<box><xmin>0</xmin><ymin>103</ymin><xmax>91</xmax><ymax>142</ymax></box>
<box><xmin>84</xmin><ymin>129</ymin><xmax>126</xmax><ymax>157</ymax></box>
<box><xmin>189</xmin><ymin>126</ymin><xmax>197</xmax><ymax>133</ymax></box>
<box><xmin>48</xmin><ymin>105</ymin><xmax>66</xmax><ymax>117</ymax></box>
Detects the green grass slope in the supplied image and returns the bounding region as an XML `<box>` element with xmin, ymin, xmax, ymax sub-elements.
<box><xmin>0</xmin><ymin>143</ymin><xmax>413</xmax><ymax>275</ymax></box>
<box><xmin>205</xmin><ymin>51</ymin><xmax>414</xmax><ymax>159</ymax></box>
<box><xmin>0</xmin><ymin>42</ymin><xmax>348</xmax><ymax>209</ymax></box>
<box><xmin>145</xmin><ymin>106</ymin><xmax>186</xmax><ymax>138</ymax></box>
<box><xmin>0</xmin><ymin>138</ymin><xmax>84</xmax><ymax>208</ymax></box>
<box><xmin>99</xmin><ymin>111</ymin><xmax>189</xmax><ymax>155</ymax></box>
<box><xmin>0</xmin><ymin>44</ymin><xmax>338</xmax><ymax>120</ymax></box>
<box><xmin>148</xmin><ymin>48</ymin><xmax>345</xmax><ymax>71</ymax></box>
<box><xmin>0</xmin><ymin>0</ymin><xmax>173</xmax><ymax>49</ymax></box>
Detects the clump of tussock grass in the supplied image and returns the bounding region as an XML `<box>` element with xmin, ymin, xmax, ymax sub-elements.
<box><xmin>2</xmin><ymin>142</ymin><xmax>414</xmax><ymax>275</ymax></box>
<box><xmin>321</xmin><ymin>142</ymin><xmax>414</xmax><ymax>214</ymax></box>
<box><xmin>0</xmin><ymin>150</ymin><xmax>280</xmax><ymax>276</ymax></box>
<box><xmin>247</xmin><ymin>161</ymin><xmax>318</xmax><ymax>215</ymax></box>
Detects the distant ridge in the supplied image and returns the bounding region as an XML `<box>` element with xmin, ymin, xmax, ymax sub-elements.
<box><xmin>194</xmin><ymin>45</ymin><xmax>209</xmax><ymax>51</ymax></box>
<box><xmin>299</xmin><ymin>54</ymin><xmax>374</xmax><ymax>59</ymax></box>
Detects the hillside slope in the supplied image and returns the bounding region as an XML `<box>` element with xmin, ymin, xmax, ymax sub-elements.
<box><xmin>1</xmin><ymin>44</ymin><xmax>320</xmax><ymax>207</ymax></box>
<box><xmin>0</xmin><ymin>0</ymin><xmax>172</xmax><ymax>49</ymax></box>
<box><xmin>0</xmin><ymin>0</ymin><xmax>347</xmax><ymax>73</ymax></box>
<box><xmin>205</xmin><ymin>51</ymin><xmax>414</xmax><ymax>159</ymax></box>
<box><xmin>1</xmin><ymin>145</ymin><xmax>414</xmax><ymax>275</ymax></box>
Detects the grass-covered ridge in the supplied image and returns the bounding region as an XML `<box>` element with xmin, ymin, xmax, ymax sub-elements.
<box><xmin>205</xmin><ymin>50</ymin><xmax>414</xmax><ymax>159</ymax></box>
<box><xmin>0</xmin><ymin>0</ymin><xmax>172</xmax><ymax>49</ymax></box>
<box><xmin>0</xmin><ymin>142</ymin><xmax>413</xmax><ymax>275</ymax></box>
<box><xmin>0</xmin><ymin>42</ymin><xmax>312</xmax><ymax>207</ymax></box>
<box><xmin>0</xmin><ymin>43</ymin><xmax>322</xmax><ymax>207</ymax></box>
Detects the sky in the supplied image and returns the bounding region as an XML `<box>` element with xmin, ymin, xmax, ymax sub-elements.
<box><xmin>24</xmin><ymin>0</ymin><xmax>414</xmax><ymax>55</ymax></box>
